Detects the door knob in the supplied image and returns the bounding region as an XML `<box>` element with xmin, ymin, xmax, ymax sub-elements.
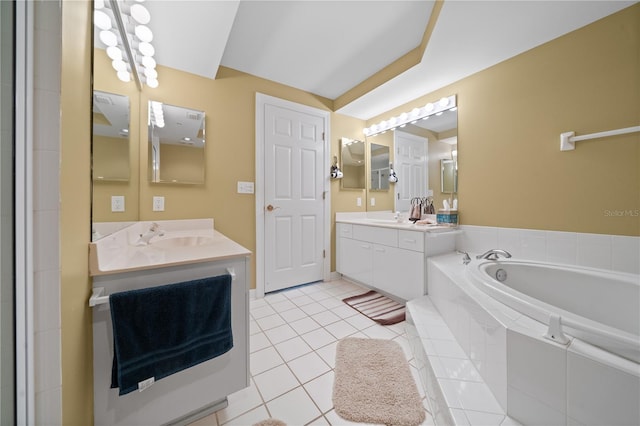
<box><xmin>266</xmin><ymin>204</ymin><xmax>280</xmax><ymax>212</ymax></box>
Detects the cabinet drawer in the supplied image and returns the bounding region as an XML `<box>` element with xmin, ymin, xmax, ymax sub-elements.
<box><xmin>398</xmin><ymin>230</ymin><xmax>424</xmax><ymax>252</ymax></box>
<box><xmin>353</xmin><ymin>224</ymin><xmax>397</xmax><ymax>247</ymax></box>
<box><xmin>337</xmin><ymin>223</ymin><xmax>353</xmax><ymax>239</ymax></box>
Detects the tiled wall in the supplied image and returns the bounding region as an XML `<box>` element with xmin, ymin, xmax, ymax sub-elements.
<box><xmin>456</xmin><ymin>225</ymin><xmax>639</xmax><ymax>275</ymax></box>
<box><xmin>33</xmin><ymin>1</ymin><xmax>62</xmax><ymax>424</ymax></box>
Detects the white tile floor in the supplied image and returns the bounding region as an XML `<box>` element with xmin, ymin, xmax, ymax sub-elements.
<box><xmin>190</xmin><ymin>279</ymin><xmax>435</xmax><ymax>426</ymax></box>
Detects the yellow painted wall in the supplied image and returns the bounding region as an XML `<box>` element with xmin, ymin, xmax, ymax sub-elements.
<box><xmin>92</xmin><ymin>135</ymin><xmax>129</xmax><ymax>180</ymax></box>
<box><xmin>60</xmin><ymin>1</ymin><xmax>93</xmax><ymax>424</ymax></box>
<box><xmin>368</xmin><ymin>4</ymin><xmax>640</xmax><ymax>236</ymax></box>
<box><xmin>158</xmin><ymin>144</ymin><xmax>206</xmax><ymax>183</ymax></box>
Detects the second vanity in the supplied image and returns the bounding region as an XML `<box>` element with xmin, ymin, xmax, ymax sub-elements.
<box><xmin>336</xmin><ymin>212</ymin><xmax>458</xmax><ymax>301</ymax></box>
<box><xmin>89</xmin><ymin>219</ymin><xmax>251</xmax><ymax>426</ymax></box>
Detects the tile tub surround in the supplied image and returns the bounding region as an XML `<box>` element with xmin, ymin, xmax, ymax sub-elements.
<box><xmin>406</xmin><ymin>297</ymin><xmax>520</xmax><ymax>426</ymax></box>
<box><xmin>455</xmin><ymin>225</ymin><xmax>640</xmax><ymax>275</ymax></box>
<box><xmin>422</xmin><ymin>253</ymin><xmax>640</xmax><ymax>426</ymax></box>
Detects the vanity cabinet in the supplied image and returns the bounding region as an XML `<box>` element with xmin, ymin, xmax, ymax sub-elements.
<box><xmin>337</xmin><ymin>223</ymin><xmax>426</xmax><ymax>300</ymax></box>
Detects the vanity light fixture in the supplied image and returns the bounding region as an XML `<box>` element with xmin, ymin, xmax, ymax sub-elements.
<box><xmin>363</xmin><ymin>95</ymin><xmax>457</xmax><ymax>137</ymax></box>
<box><xmin>94</xmin><ymin>0</ymin><xmax>159</xmax><ymax>89</ymax></box>
<box><xmin>150</xmin><ymin>101</ymin><xmax>165</xmax><ymax>128</ymax></box>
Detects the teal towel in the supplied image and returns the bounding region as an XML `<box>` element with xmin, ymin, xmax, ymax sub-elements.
<box><xmin>109</xmin><ymin>274</ymin><xmax>233</xmax><ymax>396</ymax></box>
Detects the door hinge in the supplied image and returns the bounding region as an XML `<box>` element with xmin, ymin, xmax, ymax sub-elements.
<box><xmin>322</xmin><ymin>191</ymin><xmax>326</xmax><ymax>200</ymax></box>
<box><xmin>397</xmin><ymin>193</ymin><xmax>400</xmax><ymax>200</ymax></box>
<box><xmin>323</xmin><ymin>250</ymin><xmax>326</xmax><ymax>258</ymax></box>
<box><xmin>322</xmin><ymin>132</ymin><xmax>325</xmax><ymax>141</ymax></box>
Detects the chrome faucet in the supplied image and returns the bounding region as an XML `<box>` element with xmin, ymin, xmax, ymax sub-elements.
<box><xmin>457</xmin><ymin>250</ymin><xmax>472</xmax><ymax>265</ymax></box>
<box><xmin>136</xmin><ymin>222</ymin><xmax>165</xmax><ymax>245</ymax></box>
<box><xmin>476</xmin><ymin>249</ymin><xmax>512</xmax><ymax>260</ymax></box>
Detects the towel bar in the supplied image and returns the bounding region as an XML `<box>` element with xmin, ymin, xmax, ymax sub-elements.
<box><xmin>89</xmin><ymin>267</ymin><xmax>237</xmax><ymax>307</ymax></box>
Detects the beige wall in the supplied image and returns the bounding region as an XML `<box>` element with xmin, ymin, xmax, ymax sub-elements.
<box><xmin>367</xmin><ymin>4</ymin><xmax>639</xmax><ymax>236</ymax></box>
<box><xmin>92</xmin><ymin>135</ymin><xmax>129</xmax><ymax>180</ymax></box>
<box><xmin>60</xmin><ymin>1</ymin><xmax>93</xmax><ymax>425</ymax></box>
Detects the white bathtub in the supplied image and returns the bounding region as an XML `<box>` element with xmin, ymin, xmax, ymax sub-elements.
<box><xmin>466</xmin><ymin>259</ymin><xmax>640</xmax><ymax>363</ymax></box>
<box><xmin>426</xmin><ymin>254</ymin><xmax>640</xmax><ymax>425</ymax></box>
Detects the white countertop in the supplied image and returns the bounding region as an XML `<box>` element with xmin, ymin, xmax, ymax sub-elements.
<box><xmin>336</xmin><ymin>211</ymin><xmax>458</xmax><ymax>233</ymax></box>
<box><xmin>89</xmin><ymin>219</ymin><xmax>251</xmax><ymax>276</ymax></box>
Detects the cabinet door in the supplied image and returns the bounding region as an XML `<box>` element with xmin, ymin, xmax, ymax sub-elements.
<box><xmin>339</xmin><ymin>237</ymin><xmax>373</xmax><ymax>285</ymax></box>
<box><xmin>373</xmin><ymin>245</ymin><xmax>424</xmax><ymax>301</ymax></box>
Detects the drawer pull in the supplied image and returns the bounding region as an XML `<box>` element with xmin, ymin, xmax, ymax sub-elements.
<box><xmin>403</xmin><ymin>238</ymin><xmax>416</xmax><ymax>243</ymax></box>
<box><xmin>361</xmin><ymin>244</ymin><xmax>371</xmax><ymax>249</ymax></box>
<box><xmin>375</xmin><ymin>247</ymin><xmax>385</xmax><ymax>252</ymax></box>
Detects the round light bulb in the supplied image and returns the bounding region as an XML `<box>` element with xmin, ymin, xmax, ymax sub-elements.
<box><xmin>135</xmin><ymin>25</ymin><xmax>153</xmax><ymax>42</ymax></box>
<box><xmin>138</xmin><ymin>42</ymin><xmax>155</xmax><ymax>56</ymax></box>
<box><xmin>439</xmin><ymin>97</ymin><xmax>449</xmax><ymax>107</ymax></box>
<box><xmin>99</xmin><ymin>30</ymin><xmax>118</xmax><ymax>47</ymax></box>
<box><xmin>130</xmin><ymin>4</ymin><xmax>151</xmax><ymax>24</ymax></box>
<box><xmin>144</xmin><ymin>67</ymin><xmax>158</xmax><ymax>79</ymax></box>
<box><xmin>106</xmin><ymin>46</ymin><xmax>123</xmax><ymax>61</ymax></box>
<box><xmin>146</xmin><ymin>78</ymin><xmax>159</xmax><ymax>88</ymax></box>
<box><xmin>117</xmin><ymin>70</ymin><xmax>131</xmax><ymax>82</ymax></box>
<box><xmin>112</xmin><ymin>59</ymin><xmax>127</xmax><ymax>72</ymax></box>
<box><xmin>141</xmin><ymin>56</ymin><xmax>156</xmax><ymax>69</ymax></box>
<box><xmin>94</xmin><ymin>10</ymin><xmax>112</xmax><ymax>30</ymax></box>
<box><xmin>94</xmin><ymin>0</ymin><xmax>105</xmax><ymax>9</ymax></box>
<box><xmin>425</xmin><ymin>102</ymin><xmax>434</xmax><ymax>112</ymax></box>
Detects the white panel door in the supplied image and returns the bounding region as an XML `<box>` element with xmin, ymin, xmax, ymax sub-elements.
<box><xmin>264</xmin><ymin>104</ymin><xmax>325</xmax><ymax>293</ymax></box>
<box><xmin>394</xmin><ymin>131</ymin><xmax>428</xmax><ymax>212</ymax></box>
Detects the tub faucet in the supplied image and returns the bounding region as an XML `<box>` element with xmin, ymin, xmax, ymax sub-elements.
<box><xmin>136</xmin><ymin>222</ymin><xmax>165</xmax><ymax>245</ymax></box>
<box><xmin>476</xmin><ymin>249</ymin><xmax>512</xmax><ymax>260</ymax></box>
<box><xmin>457</xmin><ymin>250</ymin><xmax>472</xmax><ymax>265</ymax></box>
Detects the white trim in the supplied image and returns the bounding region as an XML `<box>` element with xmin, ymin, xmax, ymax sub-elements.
<box><xmin>255</xmin><ymin>93</ymin><xmax>331</xmax><ymax>298</ymax></box>
<box><xmin>14</xmin><ymin>1</ymin><xmax>35</xmax><ymax>423</ymax></box>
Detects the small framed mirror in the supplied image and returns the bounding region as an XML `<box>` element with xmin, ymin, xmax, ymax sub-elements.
<box><xmin>92</xmin><ymin>90</ymin><xmax>130</xmax><ymax>181</ymax></box>
<box><xmin>148</xmin><ymin>101</ymin><xmax>206</xmax><ymax>184</ymax></box>
<box><xmin>370</xmin><ymin>143</ymin><xmax>390</xmax><ymax>190</ymax></box>
<box><xmin>441</xmin><ymin>158</ymin><xmax>457</xmax><ymax>193</ymax></box>
<box><xmin>340</xmin><ymin>137</ymin><xmax>365</xmax><ymax>190</ymax></box>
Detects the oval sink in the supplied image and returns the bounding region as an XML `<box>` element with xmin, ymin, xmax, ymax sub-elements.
<box><xmin>150</xmin><ymin>235</ymin><xmax>214</xmax><ymax>249</ymax></box>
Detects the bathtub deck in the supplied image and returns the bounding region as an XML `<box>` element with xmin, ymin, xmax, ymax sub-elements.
<box><xmin>406</xmin><ymin>296</ymin><xmax>521</xmax><ymax>426</ymax></box>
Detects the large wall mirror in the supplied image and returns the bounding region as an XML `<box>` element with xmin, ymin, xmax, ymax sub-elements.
<box><xmin>340</xmin><ymin>137</ymin><xmax>366</xmax><ymax>190</ymax></box>
<box><xmin>148</xmin><ymin>101</ymin><xmax>206</xmax><ymax>184</ymax></box>
<box><xmin>363</xmin><ymin>95</ymin><xmax>458</xmax><ymax>212</ymax></box>
<box><xmin>92</xmin><ymin>90</ymin><xmax>130</xmax><ymax>181</ymax></box>
<box><xmin>370</xmin><ymin>143</ymin><xmax>390</xmax><ymax>191</ymax></box>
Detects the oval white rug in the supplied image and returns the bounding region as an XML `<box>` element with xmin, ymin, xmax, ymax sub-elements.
<box><xmin>332</xmin><ymin>337</ymin><xmax>425</xmax><ymax>426</ymax></box>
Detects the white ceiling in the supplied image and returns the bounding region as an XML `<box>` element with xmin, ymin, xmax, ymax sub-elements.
<box><xmin>138</xmin><ymin>0</ymin><xmax>635</xmax><ymax>121</ymax></box>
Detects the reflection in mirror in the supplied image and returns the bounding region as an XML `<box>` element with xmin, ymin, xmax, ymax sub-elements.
<box><xmin>148</xmin><ymin>101</ymin><xmax>206</xmax><ymax>184</ymax></box>
<box><xmin>370</xmin><ymin>143</ymin><xmax>389</xmax><ymax>191</ymax></box>
<box><xmin>392</xmin><ymin>98</ymin><xmax>457</xmax><ymax>212</ymax></box>
<box><xmin>441</xmin><ymin>158</ymin><xmax>457</xmax><ymax>193</ymax></box>
<box><xmin>340</xmin><ymin>137</ymin><xmax>366</xmax><ymax>190</ymax></box>
<box><xmin>92</xmin><ymin>90</ymin><xmax>130</xmax><ymax>181</ymax></box>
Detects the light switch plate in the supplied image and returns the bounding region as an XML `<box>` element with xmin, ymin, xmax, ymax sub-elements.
<box><xmin>357</xmin><ymin>197</ymin><xmax>362</xmax><ymax>207</ymax></box>
<box><xmin>370</xmin><ymin>197</ymin><xmax>376</xmax><ymax>206</ymax></box>
<box><xmin>152</xmin><ymin>196</ymin><xmax>165</xmax><ymax>212</ymax></box>
<box><xmin>237</xmin><ymin>181</ymin><xmax>255</xmax><ymax>194</ymax></box>
<box><xmin>111</xmin><ymin>195</ymin><xmax>125</xmax><ymax>212</ymax></box>
<box><xmin>426</xmin><ymin>189</ymin><xmax>434</xmax><ymax>197</ymax></box>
